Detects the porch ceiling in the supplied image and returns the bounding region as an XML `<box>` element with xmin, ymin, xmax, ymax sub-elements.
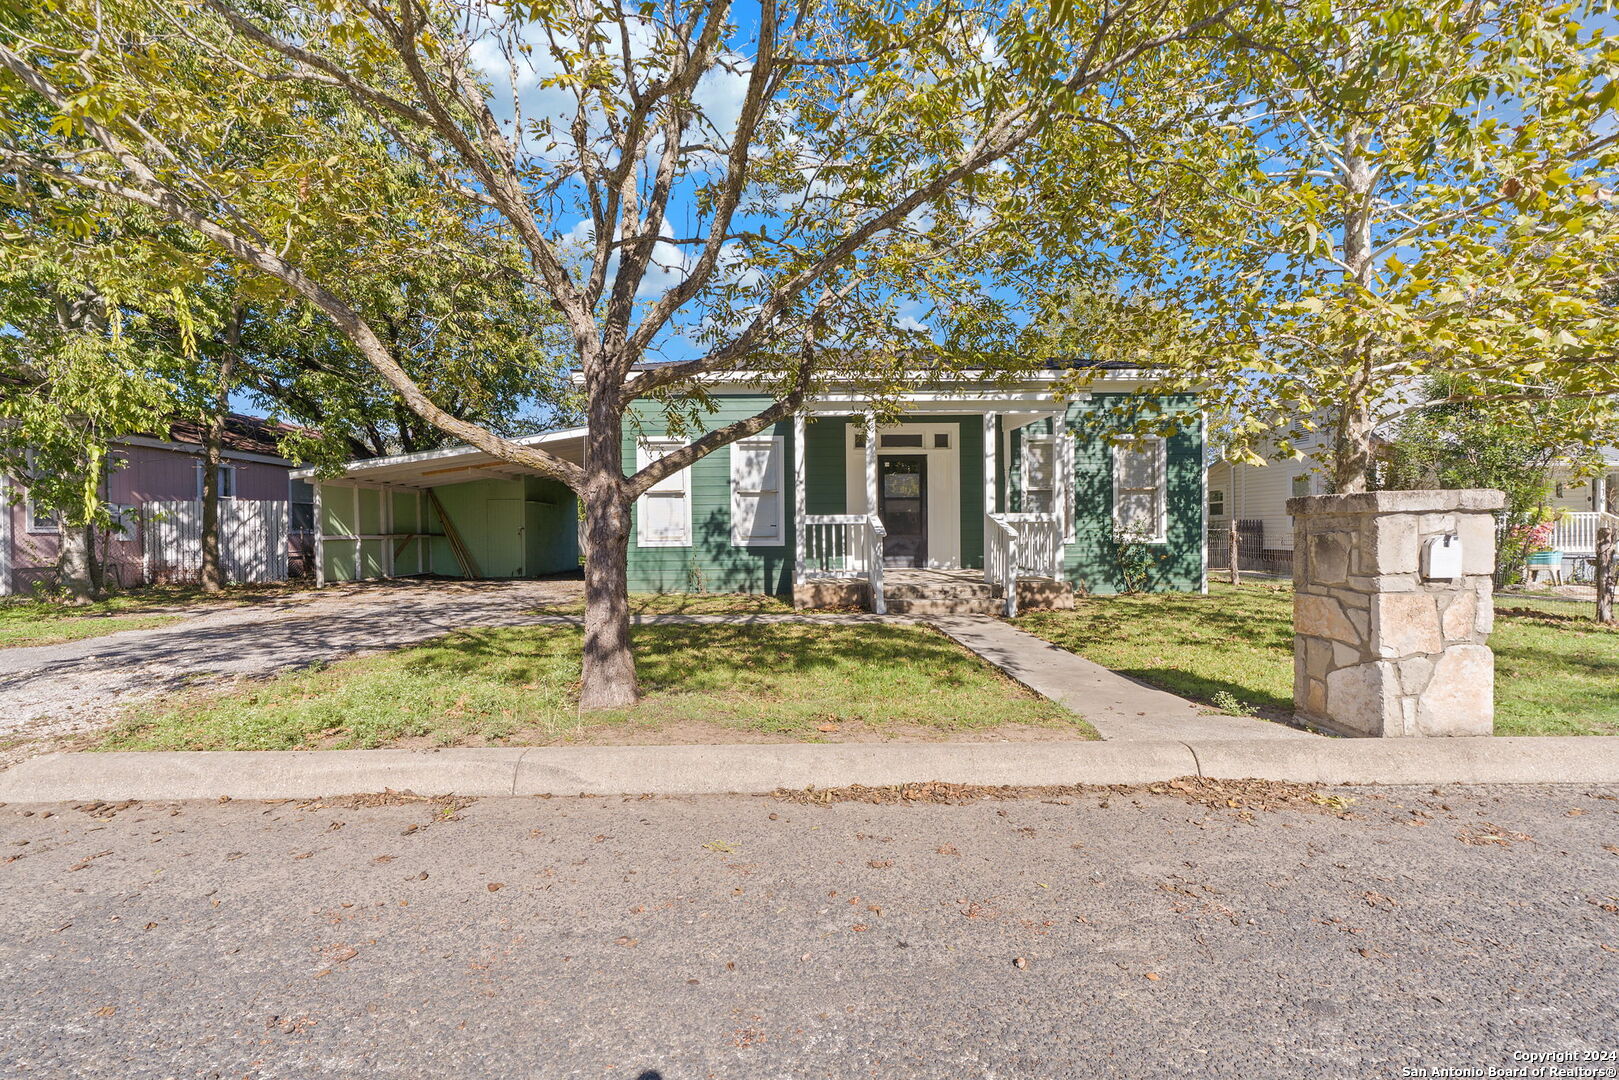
<box><xmin>290</xmin><ymin>427</ymin><xmax>587</xmax><ymax>490</ymax></box>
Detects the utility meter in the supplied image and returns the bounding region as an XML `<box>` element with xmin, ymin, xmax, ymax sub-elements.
<box><xmin>1421</xmin><ymin>533</ymin><xmax>1463</xmax><ymax>581</ymax></box>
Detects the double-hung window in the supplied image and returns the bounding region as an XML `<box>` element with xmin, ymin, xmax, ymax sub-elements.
<box><xmin>730</xmin><ymin>436</ymin><xmax>784</xmax><ymax>547</ymax></box>
<box><xmin>636</xmin><ymin>439</ymin><xmax>691</xmax><ymax>547</ymax></box>
<box><xmin>1021</xmin><ymin>435</ymin><xmax>1057</xmax><ymax>514</ymax></box>
<box><xmin>1112</xmin><ymin>436</ymin><xmax>1167</xmax><ymax>542</ymax></box>
<box><xmin>25</xmin><ymin>496</ymin><xmax>59</xmax><ymax>534</ymax></box>
<box><xmin>194</xmin><ymin>462</ymin><xmax>237</xmax><ymax>500</ymax></box>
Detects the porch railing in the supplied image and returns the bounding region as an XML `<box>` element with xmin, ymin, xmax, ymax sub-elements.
<box><xmin>799</xmin><ymin>512</ymin><xmax>887</xmax><ymax>614</ymax></box>
<box><xmin>985</xmin><ymin>513</ymin><xmax>1020</xmax><ymax>617</ymax></box>
<box><xmin>1552</xmin><ymin>512</ymin><xmax>1604</xmax><ymax>555</ymax></box>
<box><xmin>985</xmin><ymin>512</ymin><xmax>1063</xmax><ymax>618</ymax></box>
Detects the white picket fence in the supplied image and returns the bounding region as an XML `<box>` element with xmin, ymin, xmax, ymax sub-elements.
<box><xmin>144</xmin><ymin>499</ymin><xmax>289</xmax><ymax>584</ymax></box>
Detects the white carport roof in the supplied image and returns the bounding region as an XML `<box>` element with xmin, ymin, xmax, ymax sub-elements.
<box><xmin>289</xmin><ymin>427</ymin><xmax>586</xmax><ymax>490</ymax></box>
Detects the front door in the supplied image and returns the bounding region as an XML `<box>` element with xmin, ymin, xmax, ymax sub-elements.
<box><xmin>878</xmin><ymin>455</ymin><xmax>927</xmax><ymax>567</ymax></box>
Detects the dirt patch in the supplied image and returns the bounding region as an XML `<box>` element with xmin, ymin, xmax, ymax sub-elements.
<box><xmin>773</xmin><ymin>775</ymin><xmax>1365</xmax><ymax>814</ymax></box>
<box><xmin>293</xmin><ymin>789</ymin><xmax>478</xmax><ymax>819</ymax></box>
<box><xmin>316</xmin><ymin>717</ymin><xmax>1097</xmax><ymax>751</ymax></box>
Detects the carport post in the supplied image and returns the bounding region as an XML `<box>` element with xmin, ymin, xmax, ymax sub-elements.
<box><xmin>352</xmin><ymin>486</ymin><xmax>362</xmax><ymax>580</ymax></box>
<box><xmin>382</xmin><ymin>485</ymin><xmax>394</xmax><ymax>578</ymax></box>
<box><xmin>312</xmin><ymin>483</ymin><xmax>325</xmax><ymax>588</ymax></box>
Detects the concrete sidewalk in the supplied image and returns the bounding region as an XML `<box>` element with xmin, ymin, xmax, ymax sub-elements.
<box><xmin>929</xmin><ymin>616</ymin><xmax>1316</xmax><ymax>741</ymax></box>
<box><xmin>4</xmin><ymin>736</ymin><xmax>1618</xmax><ymax>802</ymax></box>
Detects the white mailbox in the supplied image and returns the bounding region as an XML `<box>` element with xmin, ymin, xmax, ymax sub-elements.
<box><xmin>1421</xmin><ymin>533</ymin><xmax>1463</xmax><ymax>581</ymax></box>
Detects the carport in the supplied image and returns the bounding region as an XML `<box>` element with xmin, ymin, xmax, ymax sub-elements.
<box><xmin>290</xmin><ymin>428</ymin><xmax>585</xmax><ymax>585</ymax></box>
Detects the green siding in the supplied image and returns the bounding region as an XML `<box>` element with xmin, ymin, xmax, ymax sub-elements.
<box><xmin>625</xmin><ymin>395</ymin><xmax>794</xmax><ymax>593</ymax></box>
<box><xmin>804</xmin><ymin>418</ymin><xmax>846</xmax><ymax>516</ymax></box>
<box><xmin>524</xmin><ymin>476</ymin><xmax>581</xmax><ymax>574</ymax></box>
<box><xmin>1058</xmin><ymin>394</ymin><xmax>1203</xmax><ymax>595</ymax></box>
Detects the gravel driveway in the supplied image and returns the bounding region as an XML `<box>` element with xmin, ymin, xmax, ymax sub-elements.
<box><xmin>1</xmin><ymin>783</ymin><xmax>1615</xmax><ymax>1078</ymax></box>
<box><xmin>0</xmin><ymin>579</ymin><xmax>584</xmax><ymax>757</ymax></box>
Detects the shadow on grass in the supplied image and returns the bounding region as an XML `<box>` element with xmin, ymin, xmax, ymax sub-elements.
<box><xmin>399</xmin><ymin>622</ymin><xmax>988</xmax><ymax>694</ymax></box>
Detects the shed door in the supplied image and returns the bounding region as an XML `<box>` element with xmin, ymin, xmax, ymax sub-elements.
<box><xmin>486</xmin><ymin>498</ymin><xmax>526</xmax><ymax>578</ymax></box>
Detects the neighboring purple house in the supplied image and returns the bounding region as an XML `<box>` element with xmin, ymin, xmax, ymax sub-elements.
<box><xmin>0</xmin><ymin>415</ymin><xmax>313</xmax><ymax>596</ymax></box>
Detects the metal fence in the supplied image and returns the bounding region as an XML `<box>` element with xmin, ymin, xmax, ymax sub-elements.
<box><xmin>1207</xmin><ymin>519</ymin><xmax>1293</xmax><ymax>578</ymax></box>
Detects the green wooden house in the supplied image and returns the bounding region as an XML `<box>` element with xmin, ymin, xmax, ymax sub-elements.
<box><xmin>296</xmin><ymin>366</ymin><xmax>1207</xmax><ymax>614</ymax></box>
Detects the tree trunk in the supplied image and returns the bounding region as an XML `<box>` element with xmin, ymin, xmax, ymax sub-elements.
<box><xmin>1227</xmin><ymin>518</ymin><xmax>1241</xmax><ymax>586</ymax></box>
<box><xmin>577</xmin><ymin>397</ymin><xmax>638</xmax><ymax>710</ymax></box>
<box><xmin>1332</xmin><ymin>130</ymin><xmax>1376</xmax><ymax>495</ymax></box>
<box><xmin>58</xmin><ymin>520</ymin><xmax>97</xmax><ymax>604</ymax></box>
<box><xmin>1598</xmin><ymin>525</ymin><xmax>1616</xmax><ymax>625</ymax></box>
<box><xmin>200</xmin><ymin>304</ymin><xmax>242</xmax><ymax>594</ymax></box>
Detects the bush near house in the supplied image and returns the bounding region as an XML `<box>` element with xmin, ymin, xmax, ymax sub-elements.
<box><xmin>1016</xmin><ymin>583</ymin><xmax>1619</xmax><ymax>736</ymax></box>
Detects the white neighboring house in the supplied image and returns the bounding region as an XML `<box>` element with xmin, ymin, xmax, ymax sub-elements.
<box><xmin>1543</xmin><ymin>447</ymin><xmax>1619</xmax><ymax>559</ymax></box>
<box><xmin>1205</xmin><ymin>430</ymin><xmax>1330</xmax><ymax>558</ymax></box>
<box><xmin>1207</xmin><ymin>439</ymin><xmax>1619</xmax><ymax>570</ymax></box>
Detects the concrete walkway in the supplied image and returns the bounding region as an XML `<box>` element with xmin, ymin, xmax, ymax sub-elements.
<box><xmin>929</xmin><ymin>616</ymin><xmax>1318</xmax><ymax>741</ymax></box>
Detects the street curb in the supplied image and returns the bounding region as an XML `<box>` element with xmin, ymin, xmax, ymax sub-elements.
<box><xmin>2</xmin><ymin>736</ymin><xmax>1618</xmax><ymax>802</ymax></box>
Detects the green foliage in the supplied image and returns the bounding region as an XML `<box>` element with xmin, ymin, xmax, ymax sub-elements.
<box><xmin>1376</xmin><ymin>377</ymin><xmax>1613</xmax><ymax>582</ymax></box>
<box><xmin>1042</xmin><ymin>0</ymin><xmax>1619</xmax><ymax>488</ymax></box>
<box><xmin>1108</xmin><ymin>525</ymin><xmax>1164</xmax><ymax>593</ymax></box>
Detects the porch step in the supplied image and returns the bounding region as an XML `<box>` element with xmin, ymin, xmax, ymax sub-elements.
<box><xmin>883</xmin><ymin>581</ymin><xmax>997</xmax><ymax>601</ymax></box>
<box><xmin>884</xmin><ymin>596</ymin><xmax>1004</xmax><ymax>616</ymax></box>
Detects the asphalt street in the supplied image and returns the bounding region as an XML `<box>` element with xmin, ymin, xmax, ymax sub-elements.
<box><xmin>2</xmin><ymin>781</ymin><xmax>1617</xmax><ymax>1079</ymax></box>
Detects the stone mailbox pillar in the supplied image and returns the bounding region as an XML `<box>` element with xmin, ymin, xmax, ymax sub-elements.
<box><xmin>1288</xmin><ymin>490</ymin><xmax>1504</xmax><ymax>738</ymax></box>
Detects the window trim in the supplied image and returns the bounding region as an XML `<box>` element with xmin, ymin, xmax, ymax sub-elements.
<box><xmin>1020</xmin><ymin>433</ymin><xmax>1058</xmax><ymax>515</ymax></box>
<box><xmin>1208</xmin><ymin>488</ymin><xmax>1226</xmax><ymax>518</ymax></box>
<box><xmin>1111</xmin><ymin>435</ymin><xmax>1168</xmax><ymax>544</ymax></box>
<box><xmin>194</xmin><ymin>461</ymin><xmax>238</xmax><ymax>500</ymax></box>
<box><xmin>24</xmin><ymin>494</ymin><xmax>60</xmax><ymax>535</ymax></box>
<box><xmin>729</xmin><ymin>435</ymin><xmax>785</xmax><ymax>548</ymax></box>
<box><xmin>635</xmin><ymin>438</ymin><xmax>692</xmax><ymax>548</ymax></box>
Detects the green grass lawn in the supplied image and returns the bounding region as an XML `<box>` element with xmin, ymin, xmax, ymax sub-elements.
<box><xmin>0</xmin><ymin>581</ymin><xmax>316</xmax><ymax>649</ymax></box>
<box><xmin>0</xmin><ymin>601</ymin><xmax>181</xmax><ymax>649</ymax></box>
<box><xmin>1016</xmin><ymin>582</ymin><xmax>1619</xmax><ymax>736</ymax></box>
<box><xmin>97</xmin><ymin>622</ymin><xmax>1095</xmax><ymax>751</ymax></box>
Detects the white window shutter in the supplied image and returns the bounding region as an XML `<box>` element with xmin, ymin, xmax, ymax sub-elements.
<box><xmin>636</xmin><ymin>440</ymin><xmax>690</xmax><ymax>547</ymax></box>
<box><xmin>731</xmin><ymin>436</ymin><xmax>783</xmax><ymax>546</ymax></box>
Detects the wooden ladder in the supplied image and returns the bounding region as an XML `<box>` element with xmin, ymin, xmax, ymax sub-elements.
<box><xmin>426</xmin><ymin>490</ymin><xmax>482</xmax><ymax>579</ymax></box>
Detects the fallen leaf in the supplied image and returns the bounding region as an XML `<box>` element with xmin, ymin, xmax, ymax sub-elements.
<box><xmin>1143</xmin><ymin>972</ymin><xmax>1161</xmax><ymax>981</ymax></box>
<box><xmin>487</xmin><ymin>882</ymin><xmax>504</xmax><ymax>892</ymax></box>
<box><xmin>867</xmin><ymin>859</ymin><xmax>893</xmax><ymax>869</ymax></box>
<box><xmin>615</xmin><ymin>936</ymin><xmax>638</xmax><ymax>948</ymax></box>
<box><xmin>95</xmin><ymin>1006</ymin><xmax>117</xmax><ymax>1017</ymax></box>
<box><xmin>1012</xmin><ymin>957</ymin><xmax>1029</xmax><ymax>970</ymax></box>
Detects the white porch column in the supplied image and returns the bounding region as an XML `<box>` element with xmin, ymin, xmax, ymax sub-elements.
<box><xmin>416</xmin><ymin>490</ymin><xmax>426</xmax><ymax>574</ymax></box>
<box><xmin>1595</xmin><ymin>473</ymin><xmax>1608</xmax><ymax>514</ymax></box>
<box><xmin>864</xmin><ymin>412</ymin><xmax>879</xmax><ymax>516</ymax></box>
<box><xmin>983</xmin><ymin>413</ymin><xmax>997</xmax><ymax>515</ymax></box>
<box><xmin>312</xmin><ymin>482</ymin><xmax>325</xmax><ymax>588</ymax></box>
<box><xmin>793</xmin><ymin>412</ymin><xmax>807</xmax><ymax>585</ymax></box>
<box><xmin>382</xmin><ymin>485</ymin><xmax>394</xmax><ymax>578</ymax></box>
<box><xmin>352</xmin><ymin>485</ymin><xmax>362</xmax><ymax>581</ymax></box>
